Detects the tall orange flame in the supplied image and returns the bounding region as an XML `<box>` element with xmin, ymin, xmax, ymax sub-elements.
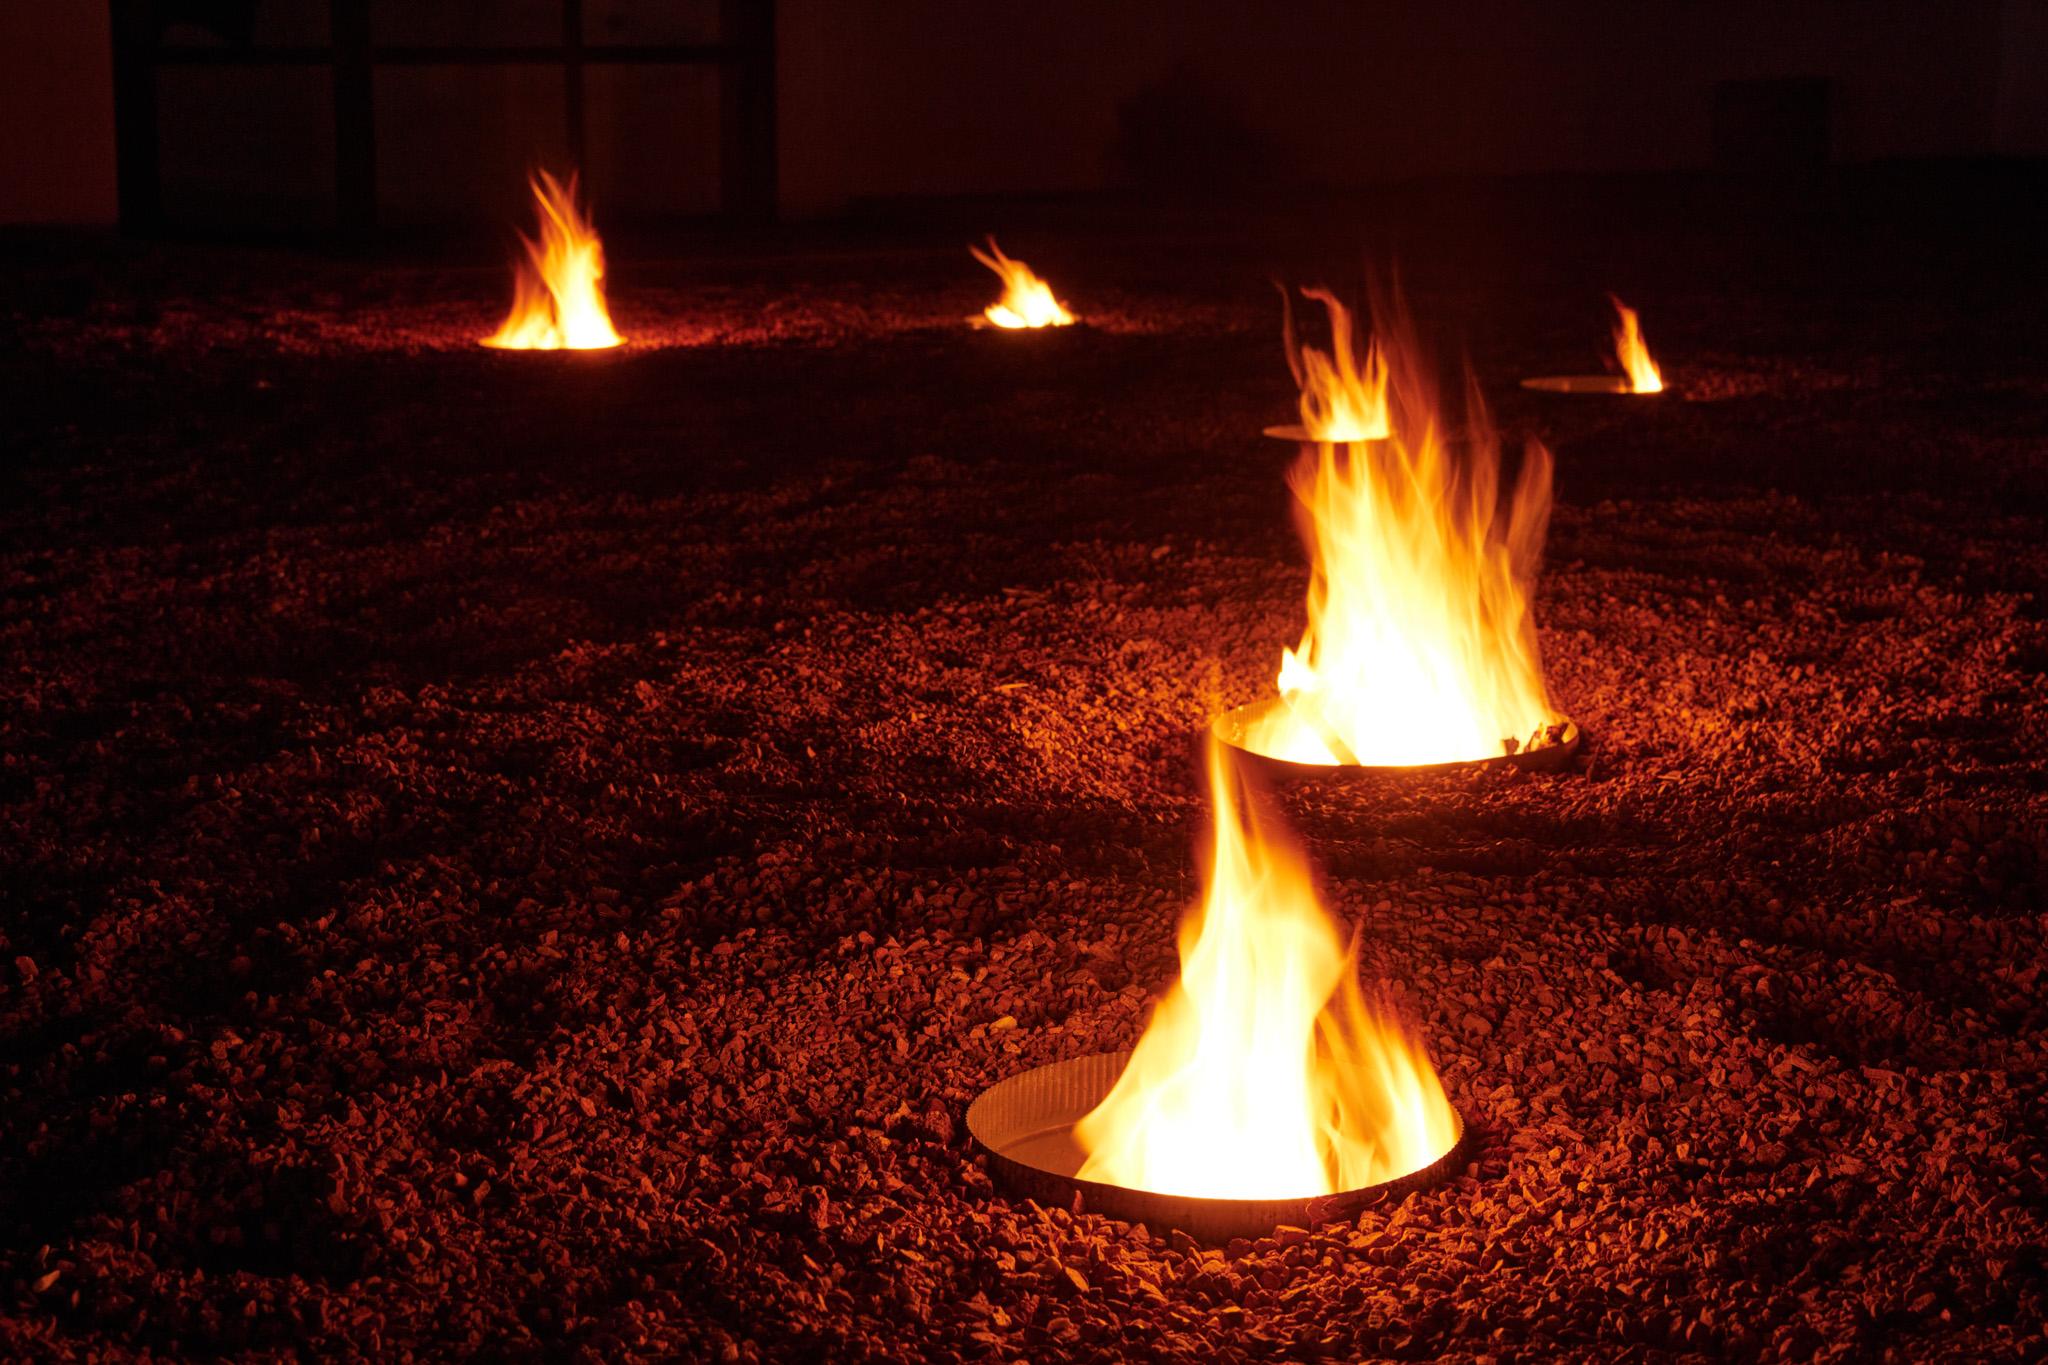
<box><xmin>1075</xmin><ymin>741</ymin><xmax>1456</xmax><ymax>1200</ymax></box>
<box><xmin>971</xmin><ymin>238</ymin><xmax>1075</xmax><ymax>329</ymax></box>
<box><xmin>1247</xmin><ymin>291</ymin><xmax>1560</xmax><ymax>767</ymax></box>
<box><xmin>1610</xmin><ymin>294</ymin><xmax>1662</xmax><ymax>393</ymax></box>
<box><xmin>1281</xmin><ymin>287</ymin><xmax>1390</xmax><ymax>441</ymax></box>
<box><xmin>481</xmin><ymin>171</ymin><xmax>623</xmax><ymax>351</ymax></box>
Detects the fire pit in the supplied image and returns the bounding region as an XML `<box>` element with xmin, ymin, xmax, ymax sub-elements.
<box><xmin>479</xmin><ymin>171</ymin><xmax>624</xmax><ymax>352</ymax></box>
<box><xmin>968</xmin><ymin>741</ymin><xmax>1465</xmax><ymax>1242</ymax></box>
<box><xmin>969</xmin><ymin>1052</ymin><xmax>1467</xmax><ymax>1242</ymax></box>
<box><xmin>1239</xmin><ymin>289</ymin><xmax>1580</xmax><ymax>776</ymax></box>
<box><xmin>968</xmin><ymin>238</ymin><xmax>1077</xmax><ymax>329</ymax></box>
<box><xmin>1521</xmin><ymin>294</ymin><xmax>1663</xmax><ymax>396</ymax></box>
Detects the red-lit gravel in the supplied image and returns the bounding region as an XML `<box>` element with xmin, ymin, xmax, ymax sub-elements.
<box><xmin>3</xmin><ymin>202</ymin><xmax>2045</xmax><ymax>1361</ymax></box>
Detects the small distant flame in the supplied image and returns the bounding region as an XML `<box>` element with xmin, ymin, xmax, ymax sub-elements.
<box><xmin>1252</xmin><ymin>291</ymin><xmax>1561</xmax><ymax>767</ymax></box>
<box><xmin>1610</xmin><ymin>294</ymin><xmax>1661</xmax><ymax>393</ymax></box>
<box><xmin>1283</xmin><ymin>287</ymin><xmax>1390</xmax><ymax>441</ymax></box>
<box><xmin>1074</xmin><ymin>740</ymin><xmax>1456</xmax><ymax>1200</ymax></box>
<box><xmin>971</xmin><ymin>239</ymin><xmax>1075</xmax><ymax>329</ymax></box>
<box><xmin>481</xmin><ymin>171</ymin><xmax>623</xmax><ymax>351</ymax></box>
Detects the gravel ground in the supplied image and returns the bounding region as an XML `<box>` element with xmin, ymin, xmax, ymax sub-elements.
<box><xmin>3</xmin><ymin>181</ymin><xmax>2046</xmax><ymax>1361</ymax></box>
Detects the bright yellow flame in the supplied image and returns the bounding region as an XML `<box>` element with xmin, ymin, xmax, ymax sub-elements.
<box><xmin>1075</xmin><ymin>741</ymin><xmax>1457</xmax><ymax>1200</ymax></box>
<box><xmin>481</xmin><ymin>171</ymin><xmax>623</xmax><ymax>351</ymax></box>
<box><xmin>1283</xmin><ymin>287</ymin><xmax>1390</xmax><ymax>441</ymax></box>
<box><xmin>971</xmin><ymin>238</ymin><xmax>1075</xmax><ymax>329</ymax></box>
<box><xmin>1610</xmin><ymin>294</ymin><xmax>1662</xmax><ymax>393</ymax></box>
<box><xmin>1250</xmin><ymin>292</ymin><xmax>1560</xmax><ymax>766</ymax></box>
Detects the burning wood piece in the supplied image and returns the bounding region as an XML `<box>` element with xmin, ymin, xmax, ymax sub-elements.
<box><xmin>1219</xmin><ymin>289</ymin><xmax>1577</xmax><ymax>771</ymax></box>
<box><xmin>968</xmin><ymin>741</ymin><xmax>1463</xmax><ymax>1240</ymax></box>
<box><xmin>970</xmin><ymin>238</ymin><xmax>1076</xmax><ymax>329</ymax></box>
<box><xmin>480</xmin><ymin>171</ymin><xmax>624</xmax><ymax>351</ymax></box>
<box><xmin>1521</xmin><ymin>294</ymin><xmax>1665</xmax><ymax>394</ymax></box>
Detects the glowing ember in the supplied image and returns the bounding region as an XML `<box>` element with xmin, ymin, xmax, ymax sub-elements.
<box><xmin>1610</xmin><ymin>294</ymin><xmax>1662</xmax><ymax>393</ymax></box>
<box><xmin>971</xmin><ymin>239</ymin><xmax>1075</xmax><ymax>329</ymax></box>
<box><xmin>1277</xmin><ymin>287</ymin><xmax>1390</xmax><ymax>441</ymax></box>
<box><xmin>1075</xmin><ymin>741</ymin><xmax>1456</xmax><ymax>1200</ymax></box>
<box><xmin>481</xmin><ymin>171</ymin><xmax>623</xmax><ymax>351</ymax></box>
<box><xmin>1247</xmin><ymin>292</ymin><xmax>1561</xmax><ymax>767</ymax></box>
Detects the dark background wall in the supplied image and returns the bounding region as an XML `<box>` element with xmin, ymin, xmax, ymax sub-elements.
<box><xmin>7</xmin><ymin>1</ymin><xmax>2048</xmax><ymax>227</ymax></box>
<box><xmin>779</xmin><ymin>0</ymin><xmax>2048</xmax><ymax>211</ymax></box>
<box><xmin>0</xmin><ymin>7</ymin><xmax>119</xmax><ymax>224</ymax></box>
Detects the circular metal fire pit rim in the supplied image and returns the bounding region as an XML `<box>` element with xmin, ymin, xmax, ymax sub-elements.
<box><xmin>968</xmin><ymin>1050</ymin><xmax>1469</xmax><ymax>1244</ymax></box>
<box><xmin>475</xmin><ymin>341</ymin><xmax>630</xmax><ymax>354</ymax></box>
<box><xmin>1209</xmin><ymin>698</ymin><xmax>1582</xmax><ymax>781</ymax></box>
<box><xmin>963</xmin><ymin>314</ymin><xmax>1085</xmax><ymax>331</ymax></box>
<box><xmin>1262</xmin><ymin>423</ymin><xmax>1392</xmax><ymax>443</ymax></box>
<box><xmin>1518</xmin><ymin>374</ymin><xmax>1661</xmax><ymax>395</ymax></box>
